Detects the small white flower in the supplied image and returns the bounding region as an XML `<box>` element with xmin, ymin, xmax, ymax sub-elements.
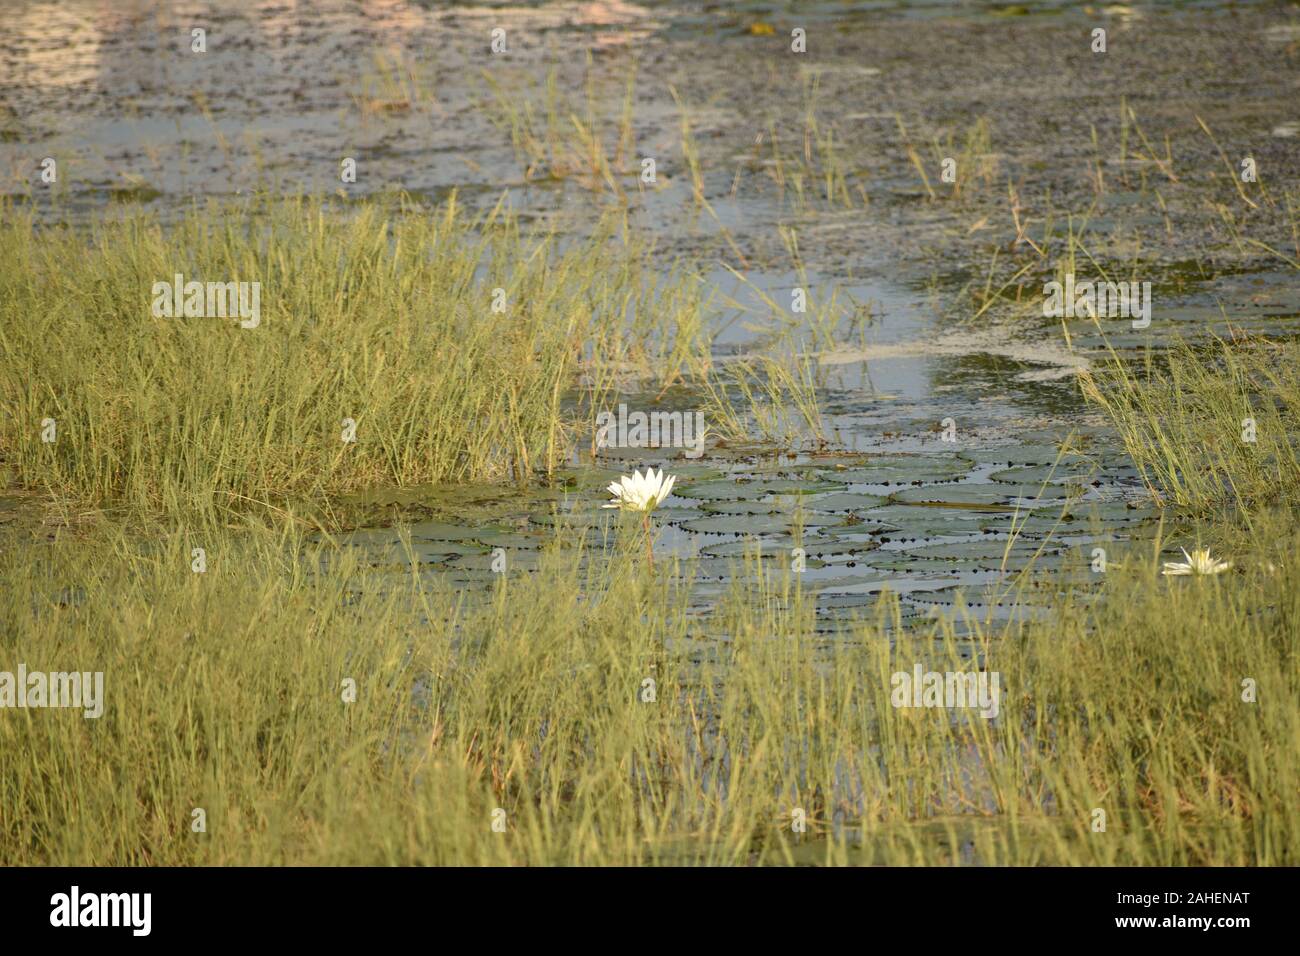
<box><xmin>602</xmin><ymin>467</ymin><xmax>677</xmax><ymax>513</ymax></box>
<box><xmin>1162</xmin><ymin>547</ymin><xmax>1232</xmax><ymax>576</ymax></box>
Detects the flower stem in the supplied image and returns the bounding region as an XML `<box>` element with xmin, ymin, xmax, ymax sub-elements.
<box><xmin>643</xmin><ymin>512</ymin><xmax>654</xmax><ymax>572</ymax></box>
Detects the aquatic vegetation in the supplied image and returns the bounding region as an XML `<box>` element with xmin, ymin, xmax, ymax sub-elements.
<box><xmin>1</xmin><ymin>512</ymin><xmax>1295</xmax><ymax>866</ymax></box>
<box><xmin>1080</xmin><ymin>336</ymin><xmax>1300</xmax><ymax>513</ymax></box>
<box><xmin>0</xmin><ymin>197</ymin><xmax>715</xmax><ymax>523</ymax></box>
<box><xmin>477</xmin><ymin>58</ymin><xmax>640</xmax><ymax>197</ymax></box>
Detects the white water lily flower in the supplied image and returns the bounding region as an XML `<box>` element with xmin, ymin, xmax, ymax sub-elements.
<box><xmin>602</xmin><ymin>467</ymin><xmax>677</xmax><ymax>513</ymax></box>
<box><xmin>1162</xmin><ymin>547</ymin><xmax>1232</xmax><ymax>576</ymax></box>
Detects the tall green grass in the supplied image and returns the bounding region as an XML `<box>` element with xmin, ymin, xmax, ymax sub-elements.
<box><xmin>1</xmin><ymin>514</ymin><xmax>1295</xmax><ymax>865</ymax></box>
<box><xmin>1081</xmin><ymin>336</ymin><xmax>1300</xmax><ymax>514</ymax></box>
<box><xmin>0</xmin><ymin>195</ymin><xmax>713</xmax><ymax>523</ymax></box>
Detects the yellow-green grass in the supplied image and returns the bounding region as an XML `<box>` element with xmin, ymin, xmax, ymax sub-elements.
<box><xmin>0</xmin><ymin>195</ymin><xmax>713</xmax><ymax>524</ymax></box>
<box><xmin>1</xmin><ymin>508</ymin><xmax>1296</xmax><ymax>866</ymax></box>
<box><xmin>1082</xmin><ymin>336</ymin><xmax>1300</xmax><ymax>515</ymax></box>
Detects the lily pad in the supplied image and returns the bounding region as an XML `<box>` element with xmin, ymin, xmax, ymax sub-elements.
<box><xmin>529</xmin><ymin>510</ymin><xmax>619</xmax><ymax>531</ymax></box>
<box><xmin>469</xmin><ymin>529</ymin><xmax>548</xmax><ymax>550</ymax></box>
<box><xmin>698</xmin><ymin>499</ymin><xmax>789</xmax><ymax>516</ymax></box>
<box><xmin>981</xmin><ymin>501</ymin><xmax>1153</xmax><ymax>536</ymax></box>
<box><xmin>867</xmin><ymin>540</ymin><xmax>1066</xmax><ymax>572</ymax></box>
<box><xmin>830</xmin><ymin>504</ymin><xmax>986</xmax><ymax>540</ymax></box>
<box><xmin>796</xmin><ymin>571</ymin><xmax>901</xmax><ymax>590</ymax></box>
<box><xmin>548</xmin><ymin>467</ymin><xmax>628</xmax><ymax>491</ymax></box>
<box><xmin>331</xmin><ymin>538</ymin><xmax>491</xmax><ymax>568</ymax></box>
<box><xmin>672</xmin><ymin>557</ymin><xmax>774</xmax><ymax>583</ymax></box>
<box><xmin>797</xmin><ymin>538</ymin><xmax>882</xmax><ymax>559</ymax></box>
<box><xmin>1031</xmin><ymin>500</ymin><xmax>1157</xmax><ymax>523</ymax></box>
<box><xmin>681</xmin><ymin>513</ymin><xmax>844</xmax><ymax>535</ymax></box>
<box><xmin>414</xmin><ymin>540</ymin><xmax>492</xmax><ymax>560</ymax></box>
<box><xmin>697</xmin><ymin>537</ymin><xmax>798</xmax><ymax>559</ymax></box>
<box><xmin>816</xmin><ymin>590</ymin><xmax>893</xmax><ymax>610</ymax></box>
<box><xmin>804</xmin><ymin>492</ymin><xmax>891</xmax><ymax>512</ymax></box>
<box><xmin>407</xmin><ymin>521</ymin><xmax>486</xmax><ymax>541</ymax></box>
<box><xmin>903</xmin><ymin>582</ymin><xmax>1092</xmax><ymax>610</ymax></box>
<box><xmin>958</xmin><ymin>445</ymin><xmax>1088</xmax><ymax>467</ymax></box>
<box><xmin>448</xmin><ymin>550</ymin><xmax>544</xmax><ymax>572</ymax></box>
<box><xmin>988</xmin><ymin>465</ymin><xmax>1096</xmax><ymax>485</ymax></box>
<box><xmin>814</xmin><ymin>602</ymin><xmax>926</xmax><ymax>633</ymax></box>
<box><xmin>897</xmin><ymin>540</ymin><xmax>1065</xmax><ymax>561</ymax></box>
<box><xmin>677</xmin><ymin>478</ymin><xmax>848</xmax><ymax>501</ymax></box>
<box><xmin>889</xmin><ymin>485</ymin><xmax>1028</xmax><ymax>508</ymax></box>
<box><xmin>815</xmin><ymin>455</ymin><xmax>972</xmax><ymax>485</ymax></box>
<box><xmin>593</xmin><ymin>443</ymin><xmax>702</xmax><ymax>462</ymax></box>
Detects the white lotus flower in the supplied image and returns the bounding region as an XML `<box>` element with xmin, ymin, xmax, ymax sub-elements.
<box><xmin>1162</xmin><ymin>547</ymin><xmax>1232</xmax><ymax>576</ymax></box>
<box><xmin>603</xmin><ymin>468</ymin><xmax>677</xmax><ymax>513</ymax></box>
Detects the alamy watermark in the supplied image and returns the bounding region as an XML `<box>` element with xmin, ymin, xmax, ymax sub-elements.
<box><xmin>151</xmin><ymin>273</ymin><xmax>260</xmax><ymax>328</ymax></box>
<box><xmin>50</xmin><ymin>886</ymin><xmax>150</xmax><ymax>936</ymax></box>
<box><xmin>595</xmin><ymin>403</ymin><xmax>706</xmax><ymax>459</ymax></box>
<box><xmin>890</xmin><ymin>663</ymin><xmax>1000</xmax><ymax>719</ymax></box>
<box><xmin>1043</xmin><ymin>273</ymin><xmax>1151</xmax><ymax>329</ymax></box>
<box><xmin>0</xmin><ymin>665</ymin><xmax>104</xmax><ymax>719</ymax></box>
